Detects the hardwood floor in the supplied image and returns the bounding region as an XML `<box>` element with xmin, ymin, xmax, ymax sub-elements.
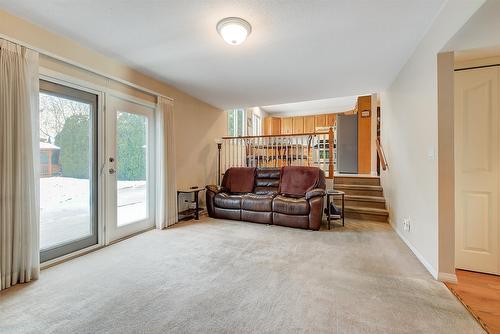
<box><xmin>445</xmin><ymin>270</ymin><xmax>500</xmax><ymax>334</ymax></box>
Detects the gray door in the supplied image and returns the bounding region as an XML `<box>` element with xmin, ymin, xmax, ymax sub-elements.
<box><xmin>337</xmin><ymin>114</ymin><xmax>358</xmax><ymax>174</ymax></box>
<box><xmin>39</xmin><ymin>80</ymin><xmax>98</xmax><ymax>262</ymax></box>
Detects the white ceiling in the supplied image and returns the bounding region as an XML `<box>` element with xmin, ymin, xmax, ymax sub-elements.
<box><xmin>0</xmin><ymin>0</ymin><xmax>445</xmax><ymax>110</ymax></box>
<box><xmin>261</xmin><ymin>95</ymin><xmax>358</xmax><ymax>117</ymax></box>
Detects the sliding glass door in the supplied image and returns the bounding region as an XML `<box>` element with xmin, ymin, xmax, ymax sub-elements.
<box><xmin>39</xmin><ymin>80</ymin><xmax>98</xmax><ymax>262</ymax></box>
<box><xmin>105</xmin><ymin>95</ymin><xmax>155</xmax><ymax>243</ymax></box>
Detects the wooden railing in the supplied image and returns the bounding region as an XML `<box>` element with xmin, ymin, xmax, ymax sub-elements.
<box><xmin>376</xmin><ymin>138</ymin><xmax>388</xmax><ymax>171</ymax></box>
<box><xmin>221</xmin><ymin>128</ymin><xmax>335</xmax><ymax>178</ymax></box>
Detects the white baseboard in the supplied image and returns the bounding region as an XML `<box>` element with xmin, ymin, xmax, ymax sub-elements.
<box><xmin>438</xmin><ymin>272</ymin><xmax>458</xmax><ymax>283</ymax></box>
<box><xmin>388</xmin><ymin>218</ymin><xmax>438</xmax><ymax>280</ymax></box>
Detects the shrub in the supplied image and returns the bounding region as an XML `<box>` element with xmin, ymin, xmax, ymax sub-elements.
<box><xmin>55</xmin><ymin>112</ymin><xmax>147</xmax><ymax>180</ymax></box>
<box><xmin>116</xmin><ymin>112</ymin><xmax>147</xmax><ymax>181</ymax></box>
<box><xmin>55</xmin><ymin>114</ymin><xmax>90</xmax><ymax>178</ymax></box>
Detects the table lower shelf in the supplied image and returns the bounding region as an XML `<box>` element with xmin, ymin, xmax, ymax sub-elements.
<box><xmin>178</xmin><ymin>208</ymin><xmax>205</xmax><ymax>220</ymax></box>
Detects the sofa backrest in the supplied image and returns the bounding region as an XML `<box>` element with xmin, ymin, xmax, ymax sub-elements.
<box><xmin>279</xmin><ymin>166</ymin><xmax>326</xmax><ymax>197</ymax></box>
<box><xmin>253</xmin><ymin>168</ymin><xmax>281</xmax><ymax>195</ymax></box>
<box><xmin>221</xmin><ymin>167</ymin><xmax>256</xmax><ymax>193</ymax></box>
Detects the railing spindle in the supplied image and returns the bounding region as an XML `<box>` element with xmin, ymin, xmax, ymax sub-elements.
<box><xmin>221</xmin><ymin>131</ymin><xmax>333</xmax><ymax>177</ymax></box>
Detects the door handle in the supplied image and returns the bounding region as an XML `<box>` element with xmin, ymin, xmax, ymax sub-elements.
<box><xmin>109</xmin><ymin>168</ymin><xmax>116</xmax><ymax>174</ymax></box>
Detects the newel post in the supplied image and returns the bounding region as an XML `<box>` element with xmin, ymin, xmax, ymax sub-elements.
<box><xmin>215</xmin><ymin>138</ymin><xmax>223</xmax><ymax>185</ymax></box>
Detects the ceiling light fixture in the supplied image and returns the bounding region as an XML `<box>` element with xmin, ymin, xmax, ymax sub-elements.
<box><xmin>216</xmin><ymin>17</ymin><xmax>252</xmax><ymax>45</ymax></box>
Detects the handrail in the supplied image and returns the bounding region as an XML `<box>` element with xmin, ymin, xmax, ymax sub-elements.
<box><xmin>376</xmin><ymin>138</ymin><xmax>388</xmax><ymax>171</ymax></box>
<box><xmin>222</xmin><ymin>131</ymin><xmax>329</xmax><ymax>140</ymax></box>
<box><xmin>220</xmin><ymin>131</ymin><xmax>334</xmax><ymax>178</ymax></box>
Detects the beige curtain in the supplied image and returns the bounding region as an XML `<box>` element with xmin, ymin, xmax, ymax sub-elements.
<box><xmin>0</xmin><ymin>39</ymin><xmax>40</xmax><ymax>290</ymax></box>
<box><xmin>155</xmin><ymin>96</ymin><xmax>177</xmax><ymax>229</ymax></box>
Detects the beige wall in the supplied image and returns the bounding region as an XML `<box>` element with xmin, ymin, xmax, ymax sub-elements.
<box><xmin>437</xmin><ymin>52</ymin><xmax>456</xmax><ymax>279</ymax></box>
<box><xmin>380</xmin><ymin>0</ymin><xmax>485</xmax><ymax>279</ymax></box>
<box><xmin>0</xmin><ymin>10</ymin><xmax>226</xmax><ymax>202</ymax></box>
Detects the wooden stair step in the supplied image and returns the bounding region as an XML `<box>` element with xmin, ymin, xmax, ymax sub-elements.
<box><xmin>333</xmin><ymin>195</ymin><xmax>386</xmax><ymax>209</ymax></box>
<box><xmin>343</xmin><ymin>206</ymin><xmax>389</xmax><ymax>222</ymax></box>
<box><xmin>333</xmin><ymin>184</ymin><xmax>383</xmax><ymax>191</ymax></box>
<box><xmin>333</xmin><ymin>184</ymin><xmax>383</xmax><ymax>197</ymax></box>
<box><xmin>344</xmin><ymin>206</ymin><xmax>388</xmax><ymax>215</ymax></box>
<box><xmin>334</xmin><ymin>176</ymin><xmax>380</xmax><ymax>186</ymax></box>
<box><xmin>344</xmin><ymin>195</ymin><xmax>385</xmax><ymax>202</ymax></box>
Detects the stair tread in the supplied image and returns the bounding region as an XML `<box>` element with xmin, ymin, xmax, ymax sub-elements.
<box><xmin>333</xmin><ymin>184</ymin><xmax>383</xmax><ymax>190</ymax></box>
<box><xmin>343</xmin><ymin>195</ymin><xmax>385</xmax><ymax>202</ymax></box>
<box><xmin>334</xmin><ymin>175</ymin><xmax>380</xmax><ymax>179</ymax></box>
<box><xmin>344</xmin><ymin>206</ymin><xmax>389</xmax><ymax>215</ymax></box>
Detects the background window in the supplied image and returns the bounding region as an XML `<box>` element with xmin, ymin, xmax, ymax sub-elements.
<box><xmin>227</xmin><ymin>109</ymin><xmax>245</xmax><ymax>136</ymax></box>
<box><xmin>252</xmin><ymin>114</ymin><xmax>261</xmax><ymax>136</ymax></box>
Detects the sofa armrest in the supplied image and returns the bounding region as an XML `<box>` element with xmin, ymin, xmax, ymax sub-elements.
<box><xmin>206</xmin><ymin>185</ymin><xmax>223</xmax><ymax>194</ymax></box>
<box><xmin>305</xmin><ymin>188</ymin><xmax>325</xmax><ymax>200</ymax></box>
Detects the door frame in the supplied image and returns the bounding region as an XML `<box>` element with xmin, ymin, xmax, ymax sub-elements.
<box><xmin>104</xmin><ymin>93</ymin><xmax>156</xmax><ymax>244</ymax></box>
<box><xmin>38</xmin><ymin>68</ymin><xmax>158</xmax><ymax>264</ymax></box>
<box><xmin>453</xmin><ymin>65</ymin><xmax>500</xmax><ymax>275</ymax></box>
<box><xmin>38</xmin><ymin>77</ymin><xmax>105</xmax><ymax>262</ymax></box>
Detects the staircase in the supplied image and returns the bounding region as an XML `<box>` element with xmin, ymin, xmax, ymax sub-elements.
<box><xmin>333</xmin><ymin>176</ymin><xmax>388</xmax><ymax>222</ymax></box>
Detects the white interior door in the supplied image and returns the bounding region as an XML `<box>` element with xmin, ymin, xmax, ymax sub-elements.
<box><xmin>105</xmin><ymin>94</ymin><xmax>155</xmax><ymax>243</ymax></box>
<box><xmin>455</xmin><ymin>66</ymin><xmax>500</xmax><ymax>275</ymax></box>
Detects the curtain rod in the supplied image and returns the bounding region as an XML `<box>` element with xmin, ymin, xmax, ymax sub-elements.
<box><xmin>0</xmin><ymin>33</ymin><xmax>173</xmax><ymax>102</ymax></box>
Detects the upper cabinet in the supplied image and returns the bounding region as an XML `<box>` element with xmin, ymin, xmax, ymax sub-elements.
<box><xmin>315</xmin><ymin>114</ymin><xmax>327</xmax><ymax>128</ymax></box>
<box><xmin>264</xmin><ymin>113</ymin><xmax>337</xmax><ymax>136</ymax></box>
<box><xmin>327</xmin><ymin>114</ymin><xmax>336</xmax><ymax>127</ymax></box>
<box><xmin>263</xmin><ymin>117</ymin><xmax>281</xmax><ymax>135</ymax></box>
<box><xmin>292</xmin><ymin>116</ymin><xmax>304</xmax><ymax>133</ymax></box>
<box><xmin>281</xmin><ymin>117</ymin><xmax>294</xmax><ymax>134</ymax></box>
<box><xmin>304</xmin><ymin>116</ymin><xmax>315</xmax><ymax>133</ymax></box>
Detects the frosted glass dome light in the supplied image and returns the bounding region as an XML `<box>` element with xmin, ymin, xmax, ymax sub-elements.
<box><xmin>216</xmin><ymin>17</ymin><xmax>252</xmax><ymax>45</ymax></box>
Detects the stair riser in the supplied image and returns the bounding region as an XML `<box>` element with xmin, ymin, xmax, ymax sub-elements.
<box><xmin>345</xmin><ymin>211</ymin><xmax>388</xmax><ymax>222</ymax></box>
<box><xmin>337</xmin><ymin>189</ymin><xmax>384</xmax><ymax>197</ymax></box>
<box><xmin>334</xmin><ymin>177</ymin><xmax>380</xmax><ymax>186</ymax></box>
<box><xmin>334</xmin><ymin>199</ymin><xmax>386</xmax><ymax>209</ymax></box>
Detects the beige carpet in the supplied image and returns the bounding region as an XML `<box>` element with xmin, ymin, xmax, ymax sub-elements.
<box><xmin>0</xmin><ymin>218</ymin><xmax>485</xmax><ymax>334</ymax></box>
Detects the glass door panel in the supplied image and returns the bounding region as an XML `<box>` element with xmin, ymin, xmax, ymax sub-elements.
<box><xmin>39</xmin><ymin>80</ymin><xmax>98</xmax><ymax>262</ymax></box>
<box><xmin>116</xmin><ymin>111</ymin><xmax>149</xmax><ymax>226</ymax></box>
<box><xmin>105</xmin><ymin>95</ymin><xmax>154</xmax><ymax>242</ymax></box>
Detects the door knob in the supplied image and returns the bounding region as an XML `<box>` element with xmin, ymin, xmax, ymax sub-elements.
<box><xmin>109</xmin><ymin>168</ymin><xmax>116</xmax><ymax>174</ymax></box>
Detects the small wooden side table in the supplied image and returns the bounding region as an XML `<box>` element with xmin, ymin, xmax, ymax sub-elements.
<box><xmin>177</xmin><ymin>187</ymin><xmax>205</xmax><ymax>221</ymax></box>
<box><xmin>326</xmin><ymin>190</ymin><xmax>345</xmax><ymax>229</ymax></box>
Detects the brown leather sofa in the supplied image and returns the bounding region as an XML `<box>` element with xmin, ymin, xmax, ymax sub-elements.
<box><xmin>206</xmin><ymin>166</ymin><xmax>326</xmax><ymax>230</ymax></box>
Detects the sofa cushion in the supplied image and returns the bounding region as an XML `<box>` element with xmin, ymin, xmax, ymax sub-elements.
<box><xmin>254</xmin><ymin>168</ymin><xmax>280</xmax><ymax>195</ymax></box>
<box><xmin>272</xmin><ymin>195</ymin><xmax>309</xmax><ymax>215</ymax></box>
<box><xmin>222</xmin><ymin>167</ymin><xmax>256</xmax><ymax>193</ymax></box>
<box><xmin>256</xmin><ymin>168</ymin><xmax>281</xmax><ymax>179</ymax></box>
<box><xmin>214</xmin><ymin>193</ymin><xmax>242</xmax><ymax>209</ymax></box>
<box><xmin>213</xmin><ymin>207</ymin><xmax>241</xmax><ymax>220</ymax></box>
<box><xmin>279</xmin><ymin>166</ymin><xmax>322</xmax><ymax>198</ymax></box>
<box><xmin>273</xmin><ymin>212</ymin><xmax>309</xmax><ymax>229</ymax></box>
<box><xmin>241</xmin><ymin>194</ymin><xmax>274</xmax><ymax>212</ymax></box>
<box><xmin>241</xmin><ymin>210</ymin><xmax>272</xmax><ymax>224</ymax></box>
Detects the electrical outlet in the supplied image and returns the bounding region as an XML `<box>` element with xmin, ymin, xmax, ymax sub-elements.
<box><xmin>402</xmin><ymin>217</ymin><xmax>411</xmax><ymax>232</ymax></box>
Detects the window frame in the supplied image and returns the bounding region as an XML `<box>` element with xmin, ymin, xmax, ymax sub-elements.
<box><xmin>252</xmin><ymin>113</ymin><xmax>262</xmax><ymax>136</ymax></box>
<box><xmin>228</xmin><ymin>109</ymin><xmax>246</xmax><ymax>137</ymax></box>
